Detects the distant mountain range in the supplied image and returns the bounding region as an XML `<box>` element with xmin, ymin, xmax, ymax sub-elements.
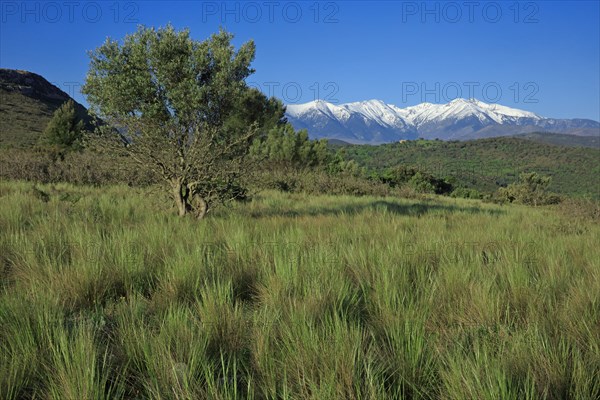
<box><xmin>2</xmin><ymin>68</ymin><xmax>599</xmax><ymax>148</ymax></box>
<box><xmin>285</xmin><ymin>98</ymin><xmax>600</xmax><ymax>144</ymax></box>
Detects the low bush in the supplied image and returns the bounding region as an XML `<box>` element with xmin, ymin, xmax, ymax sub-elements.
<box><xmin>252</xmin><ymin>169</ymin><xmax>393</xmax><ymax>197</ymax></box>
<box><xmin>495</xmin><ymin>172</ymin><xmax>561</xmax><ymax>206</ymax></box>
<box><xmin>556</xmin><ymin>197</ymin><xmax>600</xmax><ymax>220</ymax></box>
<box><xmin>375</xmin><ymin>166</ymin><xmax>454</xmax><ymax>195</ymax></box>
<box><xmin>0</xmin><ymin>148</ymin><xmax>157</xmax><ymax>187</ymax></box>
<box><xmin>451</xmin><ymin>187</ymin><xmax>482</xmax><ymax>199</ymax></box>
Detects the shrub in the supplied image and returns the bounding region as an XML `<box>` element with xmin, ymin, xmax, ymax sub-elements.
<box><xmin>556</xmin><ymin>197</ymin><xmax>600</xmax><ymax>220</ymax></box>
<box><xmin>409</xmin><ymin>172</ymin><xmax>438</xmax><ymax>194</ymax></box>
<box><xmin>0</xmin><ymin>148</ymin><xmax>157</xmax><ymax>187</ymax></box>
<box><xmin>450</xmin><ymin>187</ymin><xmax>482</xmax><ymax>199</ymax></box>
<box><xmin>38</xmin><ymin>100</ymin><xmax>84</xmax><ymax>153</ymax></box>
<box><xmin>297</xmin><ymin>171</ymin><xmax>392</xmax><ymax>197</ymax></box>
<box><xmin>250</xmin><ymin>124</ymin><xmax>330</xmax><ymax>169</ymax></box>
<box><xmin>375</xmin><ymin>166</ymin><xmax>453</xmax><ymax>195</ymax></box>
<box><xmin>496</xmin><ymin>172</ymin><xmax>561</xmax><ymax>206</ymax></box>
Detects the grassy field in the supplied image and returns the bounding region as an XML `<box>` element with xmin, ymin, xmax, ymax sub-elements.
<box><xmin>1</xmin><ymin>181</ymin><xmax>599</xmax><ymax>399</ymax></box>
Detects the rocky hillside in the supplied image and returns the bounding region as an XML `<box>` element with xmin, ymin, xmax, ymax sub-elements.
<box><xmin>0</xmin><ymin>69</ymin><xmax>92</xmax><ymax>147</ymax></box>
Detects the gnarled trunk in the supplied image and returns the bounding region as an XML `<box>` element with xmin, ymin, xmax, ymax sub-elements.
<box><xmin>172</xmin><ymin>179</ymin><xmax>187</xmax><ymax>217</ymax></box>
<box><xmin>190</xmin><ymin>193</ymin><xmax>208</xmax><ymax>220</ymax></box>
<box><xmin>171</xmin><ymin>179</ymin><xmax>208</xmax><ymax>220</ymax></box>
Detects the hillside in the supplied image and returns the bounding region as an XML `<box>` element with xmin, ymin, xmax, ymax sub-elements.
<box><xmin>337</xmin><ymin>137</ymin><xmax>600</xmax><ymax>198</ymax></box>
<box><xmin>513</xmin><ymin>132</ymin><xmax>600</xmax><ymax>148</ymax></box>
<box><xmin>0</xmin><ymin>69</ymin><xmax>92</xmax><ymax>148</ymax></box>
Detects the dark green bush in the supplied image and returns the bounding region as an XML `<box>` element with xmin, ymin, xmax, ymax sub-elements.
<box><xmin>450</xmin><ymin>187</ymin><xmax>482</xmax><ymax>199</ymax></box>
<box><xmin>375</xmin><ymin>166</ymin><xmax>453</xmax><ymax>195</ymax></box>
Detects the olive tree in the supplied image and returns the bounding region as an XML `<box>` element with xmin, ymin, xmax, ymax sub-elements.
<box><xmin>82</xmin><ymin>25</ymin><xmax>283</xmax><ymax>218</ymax></box>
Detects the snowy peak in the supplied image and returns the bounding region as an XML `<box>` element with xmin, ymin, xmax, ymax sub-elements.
<box><xmin>398</xmin><ymin>98</ymin><xmax>543</xmax><ymax>126</ymax></box>
<box><xmin>286</xmin><ymin>99</ymin><xmax>417</xmax><ymax>143</ymax></box>
<box><xmin>344</xmin><ymin>99</ymin><xmax>410</xmax><ymax>128</ymax></box>
<box><xmin>287</xmin><ymin>98</ymin><xmax>407</xmax><ymax>127</ymax></box>
<box><xmin>285</xmin><ymin>98</ymin><xmax>599</xmax><ymax>144</ymax></box>
<box><xmin>286</xmin><ymin>99</ymin><xmax>351</xmax><ymax>121</ymax></box>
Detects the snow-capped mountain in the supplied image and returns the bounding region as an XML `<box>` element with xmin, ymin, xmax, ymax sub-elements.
<box><xmin>286</xmin><ymin>99</ymin><xmax>418</xmax><ymax>143</ymax></box>
<box><xmin>285</xmin><ymin>98</ymin><xmax>600</xmax><ymax>144</ymax></box>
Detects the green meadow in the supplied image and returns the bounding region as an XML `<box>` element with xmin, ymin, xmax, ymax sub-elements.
<box><xmin>1</xmin><ymin>181</ymin><xmax>598</xmax><ymax>399</ymax></box>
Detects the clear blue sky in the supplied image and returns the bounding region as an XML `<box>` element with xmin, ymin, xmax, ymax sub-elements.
<box><xmin>1</xmin><ymin>1</ymin><xmax>599</xmax><ymax>120</ymax></box>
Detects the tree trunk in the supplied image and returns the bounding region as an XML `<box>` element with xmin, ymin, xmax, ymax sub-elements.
<box><xmin>172</xmin><ymin>180</ymin><xmax>207</xmax><ymax>220</ymax></box>
<box><xmin>172</xmin><ymin>180</ymin><xmax>187</xmax><ymax>217</ymax></box>
<box><xmin>191</xmin><ymin>194</ymin><xmax>208</xmax><ymax>220</ymax></box>
<box><xmin>197</xmin><ymin>197</ymin><xmax>207</xmax><ymax>220</ymax></box>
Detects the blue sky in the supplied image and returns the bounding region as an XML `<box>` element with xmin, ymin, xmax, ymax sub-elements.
<box><xmin>1</xmin><ymin>1</ymin><xmax>599</xmax><ymax>120</ymax></box>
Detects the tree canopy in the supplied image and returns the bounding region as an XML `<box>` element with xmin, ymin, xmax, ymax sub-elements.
<box><xmin>249</xmin><ymin>124</ymin><xmax>329</xmax><ymax>169</ymax></box>
<box><xmin>82</xmin><ymin>25</ymin><xmax>284</xmax><ymax>218</ymax></box>
<box><xmin>38</xmin><ymin>99</ymin><xmax>84</xmax><ymax>152</ymax></box>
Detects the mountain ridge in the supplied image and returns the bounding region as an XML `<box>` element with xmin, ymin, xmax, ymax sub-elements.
<box><xmin>286</xmin><ymin>98</ymin><xmax>600</xmax><ymax>144</ymax></box>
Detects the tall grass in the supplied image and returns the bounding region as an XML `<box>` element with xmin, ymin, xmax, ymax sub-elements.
<box><xmin>1</xmin><ymin>181</ymin><xmax>598</xmax><ymax>399</ymax></box>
